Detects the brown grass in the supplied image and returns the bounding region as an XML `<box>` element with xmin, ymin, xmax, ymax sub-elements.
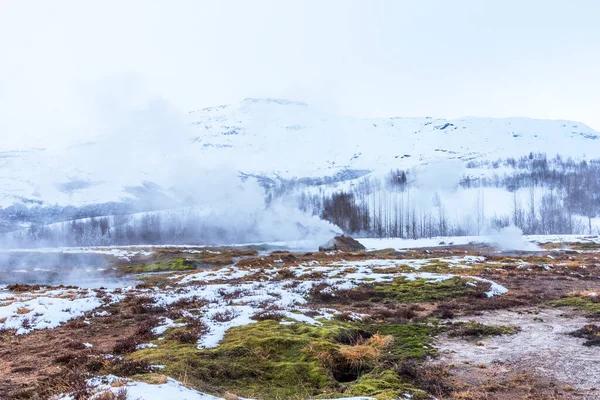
<box><xmin>251</xmin><ymin>310</ymin><xmax>286</xmax><ymax>321</ymax></box>
<box><xmin>164</xmin><ymin>327</ymin><xmax>199</xmax><ymax>344</ymax></box>
<box><xmin>212</xmin><ymin>309</ymin><xmax>239</xmax><ymax>323</ymax></box>
<box><xmin>16</xmin><ymin>306</ymin><xmax>32</xmax><ymax>315</ymax></box>
<box><xmin>6</xmin><ymin>284</ymin><xmax>43</xmax><ymax>293</ymax></box>
<box><xmin>399</xmin><ymin>361</ymin><xmax>455</xmax><ymax>397</ymax></box>
<box><xmin>338</xmin><ymin>344</ymin><xmax>380</xmax><ymax>370</ymax></box>
<box><xmin>143</xmin><ymin>374</ymin><xmax>169</xmax><ymax>384</ymax></box>
<box><xmin>112</xmin><ymin>336</ymin><xmax>138</xmax><ymax>355</ymax></box>
<box><xmin>93</xmin><ymin>388</ymin><xmax>129</xmax><ymax>400</ymax></box>
<box><xmin>366</xmin><ymin>333</ymin><xmax>394</xmax><ymax>350</ymax></box>
<box><xmin>367</xmin><ymin>305</ymin><xmax>419</xmax><ymax>322</ymax></box>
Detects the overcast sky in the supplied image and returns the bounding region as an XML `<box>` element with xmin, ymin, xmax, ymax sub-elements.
<box><xmin>1</xmin><ymin>0</ymin><xmax>599</xmax><ymax>148</ymax></box>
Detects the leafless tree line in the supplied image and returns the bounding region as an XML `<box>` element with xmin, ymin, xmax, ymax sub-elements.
<box><xmin>299</xmin><ymin>153</ymin><xmax>600</xmax><ymax>238</ymax></box>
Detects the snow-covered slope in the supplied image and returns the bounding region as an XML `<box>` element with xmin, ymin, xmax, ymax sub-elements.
<box><xmin>1</xmin><ymin>98</ymin><xmax>599</xmax><ymax>210</ymax></box>
<box><xmin>191</xmin><ymin>98</ymin><xmax>599</xmax><ymax>176</ymax></box>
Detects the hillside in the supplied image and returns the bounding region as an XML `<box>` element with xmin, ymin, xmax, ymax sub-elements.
<box><xmin>1</xmin><ymin>98</ymin><xmax>599</xmax><ymax>242</ymax></box>
<box><xmin>2</xmin><ymin>98</ymin><xmax>599</xmax><ymax>208</ymax></box>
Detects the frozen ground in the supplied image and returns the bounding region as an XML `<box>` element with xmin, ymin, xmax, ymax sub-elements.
<box><xmin>3</xmin><ymin>242</ymin><xmax>600</xmax><ymax>399</ymax></box>
<box><xmin>0</xmin><ymin>255</ymin><xmax>507</xmax><ymax>344</ymax></box>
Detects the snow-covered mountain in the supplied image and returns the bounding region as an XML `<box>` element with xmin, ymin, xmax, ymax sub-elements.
<box><xmin>190</xmin><ymin>98</ymin><xmax>599</xmax><ymax>177</ymax></box>
<box><xmin>1</xmin><ymin>98</ymin><xmax>599</xmax><ymax>221</ymax></box>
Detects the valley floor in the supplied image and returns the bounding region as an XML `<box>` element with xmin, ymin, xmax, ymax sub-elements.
<box><xmin>1</xmin><ymin>238</ymin><xmax>599</xmax><ymax>399</ymax></box>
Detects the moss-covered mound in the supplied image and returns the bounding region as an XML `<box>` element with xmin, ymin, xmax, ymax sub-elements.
<box><xmin>119</xmin><ymin>257</ymin><xmax>197</xmax><ymax>273</ymax></box>
<box><xmin>129</xmin><ymin>320</ymin><xmax>440</xmax><ymax>400</ymax></box>
<box><xmin>312</xmin><ymin>276</ymin><xmax>489</xmax><ymax>305</ymax></box>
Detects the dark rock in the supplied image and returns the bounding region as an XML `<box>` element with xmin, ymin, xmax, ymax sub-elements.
<box><xmin>318</xmin><ymin>235</ymin><xmax>366</xmax><ymax>252</ymax></box>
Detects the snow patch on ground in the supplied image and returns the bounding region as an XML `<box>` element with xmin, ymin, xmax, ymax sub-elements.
<box><xmin>0</xmin><ymin>287</ymin><xmax>119</xmax><ymax>334</ymax></box>
<box><xmin>55</xmin><ymin>374</ymin><xmax>378</xmax><ymax>400</ymax></box>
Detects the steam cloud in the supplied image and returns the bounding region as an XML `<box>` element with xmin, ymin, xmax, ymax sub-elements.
<box><xmin>0</xmin><ymin>251</ymin><xmax>127</xmax><ymax>288</ymax></box>
<box><xmin>487</xmin><ymin>225</ymin><xmax>540</xmax><ymax>251</ymax></box>
<box><xmin>5</xmin><ymin>76</ymin><xmax>341</xmax><ymax>248</ymax></box>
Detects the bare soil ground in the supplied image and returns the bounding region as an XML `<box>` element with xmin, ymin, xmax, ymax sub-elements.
<box><xmin>436</xmin><ymin>307</ymin><xmax>600</xmax><ymax>399</ymax></box>
<box><xmin>0</xmin><ymin>293</ymin><xmax>155</xmax><ymax>399</ymax></box>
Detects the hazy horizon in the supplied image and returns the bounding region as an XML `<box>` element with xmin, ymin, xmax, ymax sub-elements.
<box><xmin>1</xmin><ymin>0</ymin><xmax>599</xmax><ymax>149</ymax></box>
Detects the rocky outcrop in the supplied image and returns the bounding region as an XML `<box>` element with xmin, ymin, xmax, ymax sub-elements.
<box><xmin>318</xmin><ymin>235</ymin><xmax>366</xmax><ymax>252</ymax></box>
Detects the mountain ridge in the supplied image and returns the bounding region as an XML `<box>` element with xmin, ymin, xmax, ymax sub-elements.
<box><xmin>1</xmin><ymin>98</ymin><xmax>599</xmax><ymax>213</ymax></box>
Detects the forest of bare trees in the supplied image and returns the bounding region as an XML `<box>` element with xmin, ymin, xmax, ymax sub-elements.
<box><xmin>9</xmin><ymin>212</ymin><xmax>248</xmax><ymax>248</ymax></box>
<box><xmin>300</xmin><ymin>153</ymin><xmax>600</xmax><ymax>239</ymax></box>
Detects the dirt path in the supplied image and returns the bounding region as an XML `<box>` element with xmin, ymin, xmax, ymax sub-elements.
<box><xmin>436</xmin><ymin>307</ymin><xmax>600</xmax><ymax>399</ymax></box>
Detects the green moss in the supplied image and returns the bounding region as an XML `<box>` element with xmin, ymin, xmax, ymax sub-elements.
<box><xmin>550</xmin><ymin>297</ymin><xmax>600</xmax><ymax>315</ymax></box>
<box><xmin>417</xmin><ymin>261</ymin><xmax>451</xmax><ymax>273</ymax></box>
<box><xmin>311</xmin><ymin>275</ymin><xmax>488</xmax><ymax>306</ymax></box>
<box><xmin>130</xmin><ymin>321</ymin><xmax>340</xmax><ymax>399</ymax></box>
<box><xmin>344</xmin><ymin>370</ymin><xmax>428</xmax><ymax>400</ymax></box>
<box><xmin>368</xmin><ymin>249</ymin><xmax>404</xmax><ymax>258</ymax></box>
<box><xmin>375</xmin><ymin>323</ymin><xmax>439</xmax><ymax>360</ymax></box>
<box><xmin>119</xmin><ymin>258</ymin><xmax>196</xmax><ymax>273</ymax></box>
<box><xmin>128</xmin><ymin>320</ymin><xmax>440</xmax><ymax>400</ymax></box>
<box><xmin>374</xmin><ymin>276</ymin><xmax>486</xmax><ymax>303</ymax></box>
<box><xmin>448</xmin><ymin>322</ymin><xmax>520</xmax><ymax>339</ymax></box>
<box><xmin>526</xmin><ymin>256</ymin><xmax>555</xmax><ymax>265</ymax></box>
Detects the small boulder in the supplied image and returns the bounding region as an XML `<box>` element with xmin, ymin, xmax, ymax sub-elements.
<box><xmin>319</xmin><ymin>235</ymin><xmax>366</xmax><ymax>252</ymax></box>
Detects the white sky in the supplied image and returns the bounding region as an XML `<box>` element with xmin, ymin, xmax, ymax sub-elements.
<box><xmin>1</xmin><ymin>0</ymin><xmax>599</xmax><ymax>148</ymax></box>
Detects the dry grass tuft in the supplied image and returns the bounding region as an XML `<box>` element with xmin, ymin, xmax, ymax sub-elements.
<box><xmin>338</xmin><ymin>344</ymin><xmax>380</xmax><ymax>370</ymax></box>
<box><xmin>212</xmin><ymin>309</ymin><xmax>239</xmax><ymax>323</ymax></box>
<box><xmin>569</xmin><ymin>324</ymin><xmax>600</xmax><ymax>346</ymax></box>
<box><xmin>366</xmin><ymin>333</ymin><xmax>394</xmax><ymax>350</ymax></box>
<box><xmin>93</xmin><ymin>388</ymin><xmax>129</xmax><ymax>400</ymax></box>
<box><xmin>251</xmin><ymin>310</ymin><xmax>286</xmax><ymax>321</ymax></box>
<box><xmin>110</xmin><ymin>379</ymin><xmax>128</xmax><ymax>388</ymax></box>
<box><xmin>143</xmin><ymin>374</ymin><xmax>169</xmax><ymax>384</ymax></box>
